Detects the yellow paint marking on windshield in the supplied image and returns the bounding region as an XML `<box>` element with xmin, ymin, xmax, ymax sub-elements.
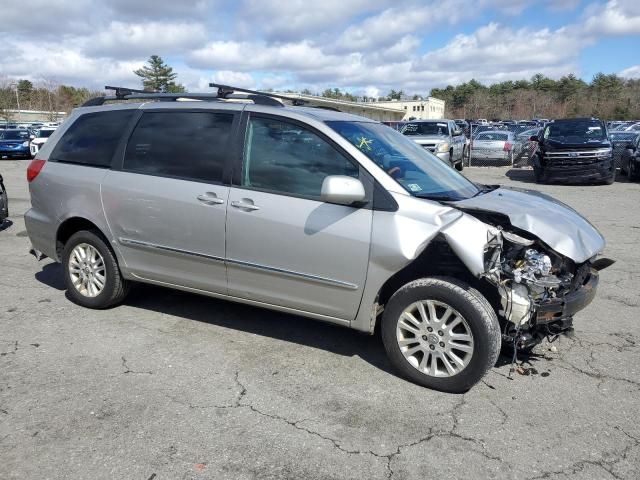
<box><xmin>357</xmin><ymin>136</ymin><xmax>373</xmax><ymax>151</ymax></box>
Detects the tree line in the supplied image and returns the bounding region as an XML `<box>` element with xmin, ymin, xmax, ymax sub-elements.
<box><xmin>429</xmin><ymin>73</ymin><xmax>640</xmax><ymax>120</ymax></box>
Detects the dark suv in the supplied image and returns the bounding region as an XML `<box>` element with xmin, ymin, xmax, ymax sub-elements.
<box><xmin>530</xmin><ymin>118</ymin><xmax>615</xmax><ymax>184</ymax></box>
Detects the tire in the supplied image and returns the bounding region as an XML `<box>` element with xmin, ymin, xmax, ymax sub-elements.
<box><xmin>381</xmin><ymin>277</ymin><xmax>501</xmax><ymax>393</ymax></box>
<box><xmin>455</xmin><ymin>150</ymin><xmax>464</xmax><ymax>171</ymax></box>
<box><xmin>533</xmin><ymin>165</ymin><xmax>546</xmax><ymax>184</ymax></box>
<box><xmin>629</xmin><ymin>161</ymin><xmax>640</xmax><ymax>181</ymax></box>
<box><xmin>603</xmin><ymin>168</ymin><xmax>616</xmax><ymax>185</ymax></box>
<box><xmin>62</xmin><ymin>230</ymin><xmax>130</xmax><ymax>309</ymax></box>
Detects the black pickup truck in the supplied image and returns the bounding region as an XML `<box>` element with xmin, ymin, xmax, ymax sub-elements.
<box><xmin>530</xmin><ymin>118</ymin><xmax>615</xmax><ymax>184</ymax></box>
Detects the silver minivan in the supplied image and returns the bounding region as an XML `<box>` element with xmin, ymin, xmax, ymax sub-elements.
<box><xmin>25</xmin><ymin>87</ymin><xmax>610</xmax><ymax>393</ymax></box>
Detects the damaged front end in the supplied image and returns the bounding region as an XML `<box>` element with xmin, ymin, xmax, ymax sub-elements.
<box><xmin>489</xmin><ymin>230</ymin><xmax>607</xmax><ymax>350</ymax></box>
<box><xmin>445</xmin><ymin>186</ymin><xmax>614</xmax><ymax>351</ymax></box>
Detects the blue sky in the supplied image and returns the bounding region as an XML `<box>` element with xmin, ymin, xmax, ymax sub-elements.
<box><xmin>1</xmin><ymin>0</ymin><xmax>639</xmax><ymax>96</ymax></box>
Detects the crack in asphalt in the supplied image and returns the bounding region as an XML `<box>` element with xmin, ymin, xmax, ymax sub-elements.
<box><xmin>0</xmin><ymin>340</ymin><xmax>18</xmax><ymax>357</ymax></box>
<box><xmin>181</xmin><ymin>373</ymin><xmax>510</xmax><ymax>479</ymax></box>
<box><xmin>121</xmin><ymin>356</ymin><xmax>153</xmax><ymax>375</ymax></box>
<box><xmin>526</xmin><ymin>426</ymin><xmax>640</xmax><ymax>480</ymax></box>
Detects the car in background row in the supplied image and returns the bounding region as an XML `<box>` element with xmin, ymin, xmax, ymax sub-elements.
<box><xmin>530</xmin><ymin>118</ymin><xmax>615</xmax><ymax>184</ymax></box>
<box><xmin>29</xmin><ymin>127</ymin><xmax>57</xmax><ymax>157</ymax></box>
<box><xmin>400</xmin><ymin>119</ymin><xmax>466</xmax><ymax>170</ymax></box>
<box><xmin>470</xmin><ymin>131</ymin><xmax>519</xmax><ymax>165</ymax></box>
<box><xmin>0</xmin><ymin>129</ymin><xmax>31</xmax><ymax>159</ymax></box>
<box><xmin>618</xmin><ymin>133</ymin><xmax>640</xmax><ymax>181</ymax></box>
<box><xmin>609</xmin><ymin>131</ymin><xmax>639</xmax><ymax>169</ymax></box>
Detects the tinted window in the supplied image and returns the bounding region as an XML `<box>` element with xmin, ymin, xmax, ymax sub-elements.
<box><xmin>50</xmin><ymin>110</ymin><xmax>134</xmax><ymax>167</ymax></box>
<box><xmin>242</xmin><ymin>117</ymin><xmax>358</xmax><ymax>199</ymax></box>
<box><xmin>124</xmin><ymin>112</ymin><xmax>233</xmax><ymax>183</ymax></box>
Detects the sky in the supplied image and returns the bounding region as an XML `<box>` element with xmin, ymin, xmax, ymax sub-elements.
<box><xmin>1</xmin><ymin>0</ymin><xmax>640</xmax><ymax>97</ymax></box>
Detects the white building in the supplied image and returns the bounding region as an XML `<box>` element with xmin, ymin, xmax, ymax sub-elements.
<box><xmin>373</xmin><ymin>98</ymin><xmax>446</xmax><ymax>120</ymax></box>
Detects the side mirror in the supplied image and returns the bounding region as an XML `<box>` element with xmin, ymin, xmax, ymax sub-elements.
<box><xmin>529</xmin><ymin>135</ymin><xmax>538</xmax><ymax>142</ymax></box>
<box><xmin>30</xmin><ymin>134</ymin><xmax>35</xmax><ymax>139</ymax></box>
<box><xmin>625</xmin><ymin>143</ymin><xmax>636</xmax><ymax>151</ymax></box>
<box><xmin>321</xmin><ymin>175</ymin><xmax>366</xmax><ymax>206</ymax></box>
<box><xmin>453</xmin><ymin>129</ymin><xmax>462</xmax><ymax>136</ymax></box>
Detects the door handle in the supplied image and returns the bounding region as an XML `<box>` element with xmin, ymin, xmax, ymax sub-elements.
<box><xmin>231</xmin><ymin>200</ymin><xmax>260</xmax><ymax>211</ymax></box>
<box><xmin>197</xmin><ymin>193</ymin><xmax>225</xmax><ymax>205</ymax></box>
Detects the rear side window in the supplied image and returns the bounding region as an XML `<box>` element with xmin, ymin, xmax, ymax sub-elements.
<box><xmin>123</xmin><ymin>112</ymin><xmax>233</xmax><ymax>183</ymax></box>
<box><xmin>50</xmin><ymin>110</ymin><xmax>134</xmax><ymax>167</ymax></box>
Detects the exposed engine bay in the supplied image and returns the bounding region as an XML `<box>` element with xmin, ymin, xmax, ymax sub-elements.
<box><xmin>474</xmin><ymin>216</ymin><xmax>611</xmax><ymax>351</ymax></box>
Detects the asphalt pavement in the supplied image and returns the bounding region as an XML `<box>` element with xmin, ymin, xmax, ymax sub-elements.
<box><xmin>1</xmin><ymin>160</ymin><xmax>639</xmax><ymax>480</ymax></box>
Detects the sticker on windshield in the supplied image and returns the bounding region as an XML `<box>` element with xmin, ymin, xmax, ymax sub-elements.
<box><xmin>407</xmin><ymin>183</ymin><xmax>422</xmax><ymax>192</ymax></box>
<box><xmin>356</xmin><ymin>136</ymin><xmax>373</xmax><ymax>151</ymax></box>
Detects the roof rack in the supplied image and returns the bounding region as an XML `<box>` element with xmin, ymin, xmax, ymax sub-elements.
<box><xmin>81</xmin><ymin>84</ymin><xmax>293</xmax><ymax>107</ymax></box>
<box><xmin>209</xmin><ymin>83</ymin><xmax>307</xmax><ymax>106</ymax></box>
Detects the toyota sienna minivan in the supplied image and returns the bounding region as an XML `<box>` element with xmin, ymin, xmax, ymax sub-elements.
<box><xmin>24</xmin><ymin>86</ymin><xmax>611</xmax><ymax>393</ymax></box>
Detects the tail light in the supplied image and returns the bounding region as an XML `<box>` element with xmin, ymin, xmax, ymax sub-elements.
<box><xmin>27</xmin><ymin>159</ymin><xmax>46</xmax><ymax>182</ymax></box>
<box><xmin>503</xmin><ymin>142</ymin><xmax>513</xmax><ymax>151</ymax></box>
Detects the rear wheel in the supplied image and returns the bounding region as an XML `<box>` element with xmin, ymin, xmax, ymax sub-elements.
<box><xmin>381</xmin><ymin>277</ymin><xmax>501</xmax><ymax>393</ymax></box>
<box><xmin>62</xmin><ymin>230</ymin><xmax>129</xmax><ymax>309</ymax></box>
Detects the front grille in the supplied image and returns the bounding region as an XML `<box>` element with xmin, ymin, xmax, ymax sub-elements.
<box><xmin>544</xmin><ymin>148</ymin><xmax>610</xmax><ymax>166</ymax></box>
<box><xmin>422</xmin><ymin>144</ymin><xmax>437</xmax><ymax>153</ymax></box>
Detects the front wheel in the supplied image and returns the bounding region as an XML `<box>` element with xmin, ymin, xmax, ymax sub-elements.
<box><xmin>629</xmin><ymin>161</ymin><xmax>640</xmax><ymax>181</ymax></box>
<box><xmin>62</xmin><ymin>230</ymin><xmax>130</xmax><ymax>309</ymax></box>
<box><xmin>381</xmin><ymin>277</ymin><xmax>501</xmax><ymax>393</ymax></box>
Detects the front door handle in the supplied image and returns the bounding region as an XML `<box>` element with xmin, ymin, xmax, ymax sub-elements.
<box><xmin>197</xmin><ymin>193</ymin><xmax>225</xmax><ymax>205</ymax></box>
<box><xmin>231</xmin><ymin>200</ymin><xmax>260</xmax><ymax>211</ymax></box>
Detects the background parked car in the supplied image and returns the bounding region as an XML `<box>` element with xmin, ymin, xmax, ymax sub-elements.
<box><xmin>29</xmin><ymin>127</ymin><xmax>57</xmax><ymax>157</ymax></box>
<box><xmin>619</xmin><ymin>132</ymin><xmax>640</xmax><ymax>181</ymax></box>
<box><xmin>400</xmin><ymin>119</ymin><xmax>466</xmax><ymax>170</ymax></box>
<box><xmin>470</xmin><ymin>130</ymin><xmax>518</xmax><ymax>165</ymax></box>
<box><xmin>0</xmin><ymin>129</ymin><xmax>31</xmax><ymax>159</ymax></box>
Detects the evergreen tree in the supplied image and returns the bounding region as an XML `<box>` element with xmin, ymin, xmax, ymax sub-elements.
<box><xmin>134</xmin><ymin>55</ymin><xmax>186</xmax><ymax>93</ymax></box>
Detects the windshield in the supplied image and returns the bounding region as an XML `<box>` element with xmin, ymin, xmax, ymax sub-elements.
<box><xmin>37</xmin><ymin>129</ymin><xmax>55</xmax><ymax>138</ymax></box>
<box><xmin>327</xmin><ymin>121</ymin><xmax>479</xmax><ymax>201</ymax></box>
<box><xmin>544</xmin><ymin>120</ymin><xmax>606</xmax><ymax>142</ymax></box>
<box><xmin>0</xmin><ymin>130</ymin><xmax>29</xmax><ymax>140</ymax></box>
<box><xmin>401</xmin><ymin>122</ymin><xmax>450</xmax><ymax>136</ymax></box>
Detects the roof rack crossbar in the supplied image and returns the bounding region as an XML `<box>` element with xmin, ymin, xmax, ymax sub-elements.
<box><xmin>209</xmin><ymin>82</ymin><xmax>306</xmax><ymax>106</ymax></box>
<box><xmin>81</xmin><ymin>85</ymin><xmax>297</xmax><ymax>107</ymax></box>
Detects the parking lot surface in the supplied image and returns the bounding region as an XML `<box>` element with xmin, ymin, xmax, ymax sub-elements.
<box><xmin>1</xmin><ymin>160</ymin><xmax>639</xmax><ymax>480</ymax></box>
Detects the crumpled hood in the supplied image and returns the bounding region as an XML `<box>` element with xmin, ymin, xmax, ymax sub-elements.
<box><xmin>451</xmin><ymin>187</ymin><xmax>605</xmax><ymax>263</ymax></box>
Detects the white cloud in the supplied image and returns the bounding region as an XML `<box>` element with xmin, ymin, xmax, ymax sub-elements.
<box><xmin>212</xmin><ymin>71</ymin><xmax>255</xmax><ymax>88</ymax></box>
<box><xmin>619</xmin><ymin>65</ymin><xmax>640</xmax><ymax>78</ymax></box>
<box><xmin>414</xmin><ymin>23</ymin><xmax>586</xmax><ymax>73</ymax></box>
<box><xmin>84</xmin><ymin>22</ymin><xmax>208</xmax><ymax>58</ymax></box>
<box><xmin>582</xmin><ymin>0</ymin><xmax>640</xmax><ymax>36</ymax></box>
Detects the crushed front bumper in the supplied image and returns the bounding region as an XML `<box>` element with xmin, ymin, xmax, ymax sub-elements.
<box><xmin>535</xmin><ymin>269</ymin><xmax>599</xmax><ymax>325</ymax></box>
